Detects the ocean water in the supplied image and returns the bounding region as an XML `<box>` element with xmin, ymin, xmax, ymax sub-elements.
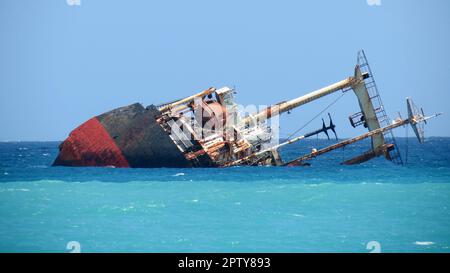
<box><xmin>0</xmin><ymin>138</ymin><xmax>449</xmax><ymax>253</ymax></box>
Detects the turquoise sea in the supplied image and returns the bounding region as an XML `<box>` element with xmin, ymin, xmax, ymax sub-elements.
<box><xmin>0</xmin><ymin>138</ymin><xmax>449</xmax><ymax>253</ymax></box>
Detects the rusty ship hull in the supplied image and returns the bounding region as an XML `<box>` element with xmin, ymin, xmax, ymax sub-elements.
<box><xmin>53</xmin><ymin>51</ymin><xmax>440</xmax><ymax>168</ymax></box>
<box><xmin>52</xmin><ymin>103</ymin><xmax>216</xmax><ymax>168</ymax></box>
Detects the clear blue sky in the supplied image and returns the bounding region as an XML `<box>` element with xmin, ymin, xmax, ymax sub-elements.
<box><xmin>1</xmin><ymin>0</ymin><xmax>449</xmax><ymax>141</ymax></box>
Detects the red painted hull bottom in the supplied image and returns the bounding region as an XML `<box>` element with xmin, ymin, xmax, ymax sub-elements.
<box><xmin>53</xmin><ymin>103</ymin><xmax>203</xmax><ymax>168</ymax></box>
<box><xmin>54</xmin><ymin>117</ymin><xmax>130</xmax><ymax>167</ymax></box>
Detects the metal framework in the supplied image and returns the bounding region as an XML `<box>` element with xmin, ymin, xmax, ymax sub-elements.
<box><xmin>356</xmin><ymin>50</ymin><xmax>403</xmax><ymax>165</ymax></box>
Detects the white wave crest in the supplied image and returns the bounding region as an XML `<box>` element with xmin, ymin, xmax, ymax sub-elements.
<box><xmin>414</xmin><ymin>241</ymin><xmax>435</xmax><ymax>246</ymax></box>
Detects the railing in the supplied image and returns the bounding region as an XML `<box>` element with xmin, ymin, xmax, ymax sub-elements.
<box><xmin>357</xmin><ymin>50</ymin><xmax>403</xmax><ymax>165</ymax></box>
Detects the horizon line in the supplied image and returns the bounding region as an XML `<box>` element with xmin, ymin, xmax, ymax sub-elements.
<box><xmin>1</xmin><ymin>136</ymin><xmax>450</xmax><ymax>143</ymax></box>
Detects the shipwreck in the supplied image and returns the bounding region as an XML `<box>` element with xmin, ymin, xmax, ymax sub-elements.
<box><xmin>53</xmin><ymin>51</ymin><xmax>440</xmax><ymax>168</ymax></box>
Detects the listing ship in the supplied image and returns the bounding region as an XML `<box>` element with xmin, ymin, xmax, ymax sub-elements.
<box><xmin>52</xmin><ymin>51</ymin><xmax>440</xmax><ymax>168</ymax></box>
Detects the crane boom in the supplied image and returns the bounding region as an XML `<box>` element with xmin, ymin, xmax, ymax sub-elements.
<box><xmin>240</xmin><ymin>77</ymin><xmax>357</xmax><ymax>126</ymax></box>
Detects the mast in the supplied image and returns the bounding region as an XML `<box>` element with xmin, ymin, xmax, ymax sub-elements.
<box><xmin>241</xmin><ymin>76</ymin><xmax>359</xmax><ymax>126</ymax></box>
<box><xmin>284</xmin><ymin>111</ymin><xmax>441</xmax><ymax>166</ymax></box>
